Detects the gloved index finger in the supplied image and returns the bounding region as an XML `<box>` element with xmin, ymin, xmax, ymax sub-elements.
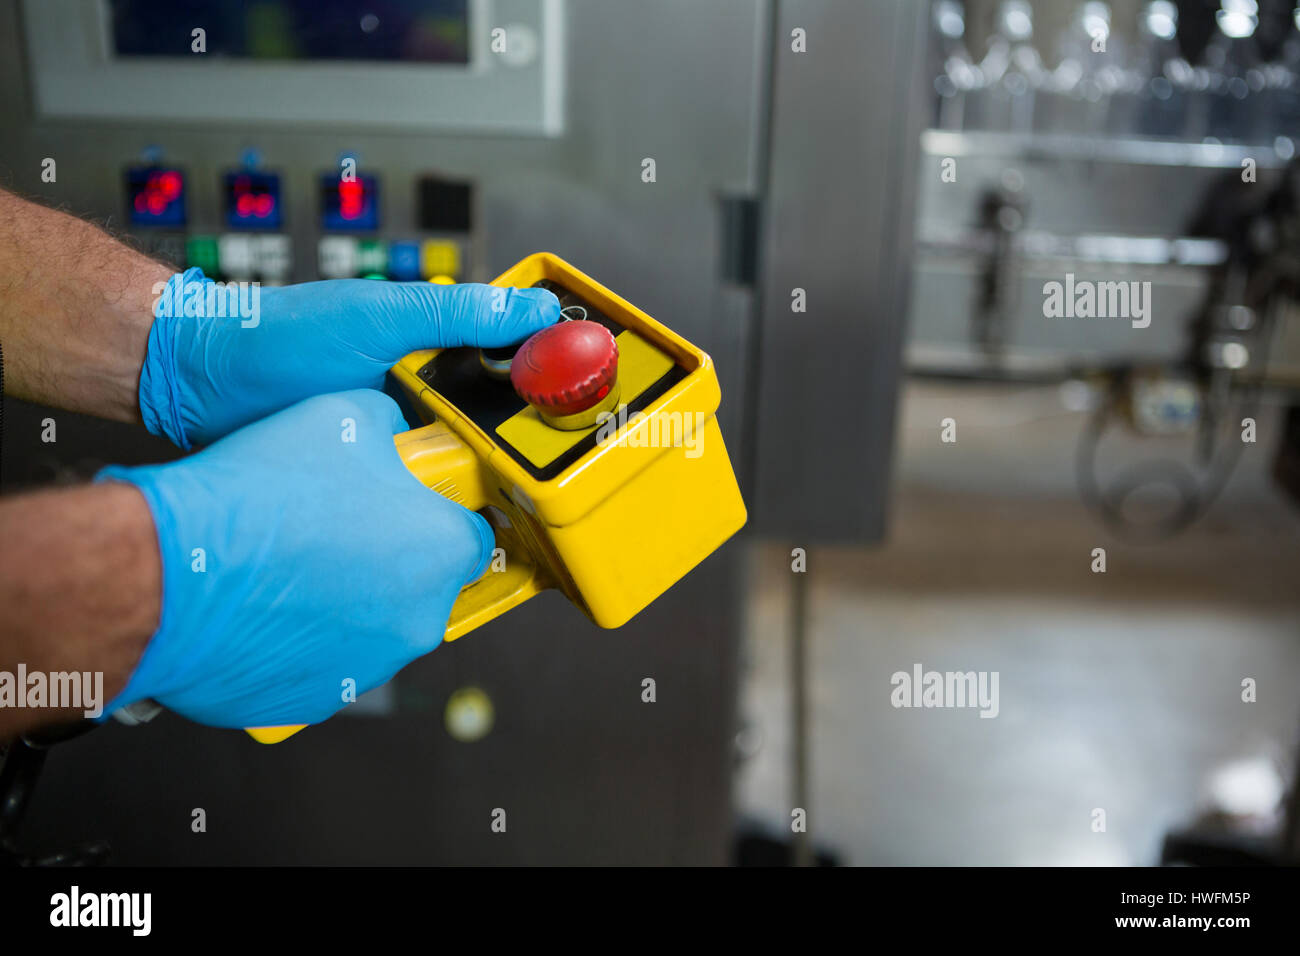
<box><xmin>390</xmin><ymin>282</ymin><xmax>560</xmax><ymax>351</ymax></box>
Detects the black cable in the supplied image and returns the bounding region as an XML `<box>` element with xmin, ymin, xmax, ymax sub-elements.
<box><xmin>0</xmin><ymin>739</ymin><xmax>45</xmax><ymax>846</ymax></box>
<box><xmin>1076</xmin><ymin>365</ymin><xmax>1265</xmax><ymax>543</ymax></box>
<box><xmin>0</xmin><ymin>722</ymin><xmax>104</xmax><ymax>866</ymax></box>
<box><xmin>1076</xmin><ymin>152</ymin><xmax>1300</xmax><ymax>542</ymax></box>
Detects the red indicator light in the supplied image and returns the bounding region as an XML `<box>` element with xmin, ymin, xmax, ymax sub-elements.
<box><xmin>320</xmin><ymin>172</ymin><xmax>376</xmax><ymax>230</ymax></box>
<box><xmin>226</xmin><ymin>173</ymin><xmax>281</xmax><ymax>227</ymax></box>
<box><xmin>134</xmin><ymin>171</ymin><xmax>183</xmax><ymax>215</ymax></box>
<box><xmin>234</xmin><ymin>186</ymin><xmax>275</xmax><ymax>219</ymax></box>
<box><xmin>338</xmin><ymin>180</ymin><xmax>365</xmax><ymax>221</ymax></box>
<box><xmin>158</xmin><ymin>171</ymin><xmax>182</xmax><ymax>198</ymax></box>
<box><xmin>235</xmin><ymin>193</ymin><xmax>275</xmax><ymax>218</ymax></box>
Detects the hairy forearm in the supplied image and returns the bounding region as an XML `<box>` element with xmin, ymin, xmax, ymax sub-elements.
<box><xmin>0</xmin><ymin>483</ymin><xmax>160</xmax><ymax>736</ymax></box>
<box><xmin>0</xmin><ymin>188</ymin><xmax>171</xmax><ymax>423</ymax></box>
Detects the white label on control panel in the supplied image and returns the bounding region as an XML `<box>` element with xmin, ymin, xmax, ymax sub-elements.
<box><xmin>318</xmin><ymin>236</ymin><xmax>358</xmax><ymax>279</ymax></box>
<box><xmin>218</xmin><ymin>234</ymin><xmax>256</xmax><ymax>279</ymax></box>
<box><xmin>256</xmin><ymin>235</ymin><xmax>292</xmax><ymax>280</ymax></box>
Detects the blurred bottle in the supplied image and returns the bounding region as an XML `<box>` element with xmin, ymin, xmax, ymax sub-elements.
<box><xmin>1203</xmin><ymin>0</ymin><xmax>1265</xmax><ymax>141</ymax></box>
<box><xmin>1050</xmin><ymin>3</ymin><xmax>1141</xmax><ymax>136</ymax></box>
<box><xmin>930</xmin><ymin>0</ymin><xmax>979</xmax><ymax>129</ymax></box>
<box><xmin>1135</xmin><ymin>1</ymin><xmax>1189</xmax><ymax>137</ymax></box>
<box><xmin>1255</xmin><ymin>2</ymin><xmax>1300</xmax><ymax>146</ymax></box>
<box><xmin>969</xmin><ymin>0</ymin><xmax>1044</xmax><ymax>132</ymax></box>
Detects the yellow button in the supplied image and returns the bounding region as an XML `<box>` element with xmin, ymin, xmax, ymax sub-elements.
<box><xmin>445</xmin><ymin>687</ymin><xmax>494</xmax><ymax>742</ymax></box>
<box><xmin>420</xmin><ymin>240</ymin><xmax>460</xmax><ymax>279</ymax></box>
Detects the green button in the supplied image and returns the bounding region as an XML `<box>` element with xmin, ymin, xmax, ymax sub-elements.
<box><xmin>357</xmin><ymin>240</ymin><xmax>388</xmax><ymax>276</ymax></box>
<box><xmin>186</xmin><ymin>235</ymin><xmax>220</xmax><ymax>275</ymax></box>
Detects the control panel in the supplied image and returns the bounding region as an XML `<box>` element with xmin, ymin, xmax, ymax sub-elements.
<box><xmin>122</xmin><ymin>156</ymin><xmax>476</xmax><ymax>286</ymax></box>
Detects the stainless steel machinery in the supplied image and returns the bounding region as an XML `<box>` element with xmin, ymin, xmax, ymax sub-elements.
<box><xmin>912</xmin><ymin>0</ymin><xmax>1300</xmax><ymax>539</ymax></box>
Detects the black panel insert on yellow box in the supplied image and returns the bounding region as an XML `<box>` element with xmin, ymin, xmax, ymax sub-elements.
<box><xmin>415</xmin><ymin>280</ymin><xmax>687</xmax><ymax>482</ymax></box>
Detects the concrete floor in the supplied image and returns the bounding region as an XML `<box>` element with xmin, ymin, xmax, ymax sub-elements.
<box><xmin>736</xmin><ymin>379</ymin><xmax>1300</xmax><ymax>865</ymax></box>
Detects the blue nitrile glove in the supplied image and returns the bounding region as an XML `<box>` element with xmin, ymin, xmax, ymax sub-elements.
<box><xmin>142</xmin><ymin>268</ymin><xmax>560</xmax><ymax>448</ymax></box>
<box><xmin>96</xmin><ymin>389</ymin><xmax>493</xmax><ymax>729</ymax></box>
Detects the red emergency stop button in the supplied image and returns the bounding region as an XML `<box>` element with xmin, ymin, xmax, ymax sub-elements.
<box><xmin>510</xmin><ymin>320</ymin><xmax>621</xmax><ymax>430</ymax></box>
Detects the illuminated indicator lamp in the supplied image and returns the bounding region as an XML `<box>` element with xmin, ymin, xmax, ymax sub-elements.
<box><xmin>126</xmin><ymin>166</ymin><xmax>186</xmax><ymax>227</ymax></box>
<box><xmin>240</xmin><ymin>193</ymin><xmax>273</xmax><ymax>217</ymax></box>
<box><xmin>320</xmin><ymin>172</ymin><xmax>379</xmax><ymax>231</ymax></box>
<box><xmin>224</xmin><ymin>171</ymin><xmax>282</xmax><ymax>230</ymax></box>
<box><xmin>340</xmin><ymin>181</ymin><xmax>363</xmax><ymax>218</ymax></box>
<box><xmin>139</xmin><ymin>171</ymin><xmax>182</xmax><ymax>214</ymax></box>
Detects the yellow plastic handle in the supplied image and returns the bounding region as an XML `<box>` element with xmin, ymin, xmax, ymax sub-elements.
<box><xmin>394</xmin><ymin>419</ymin><xmax>488</xmax><ymax>510</ymax></box>
<box><xmin>245</xmin><ymin>421</ymin><xmax>550</xmax><ymax>744</ymax></box>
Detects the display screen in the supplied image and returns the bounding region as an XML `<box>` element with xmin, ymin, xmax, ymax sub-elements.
<box><xmin>109</xmin><ymin>1</ymin><xmax>470</xmax><ymax>64</ymax></box>
<box><xmin>126</xmin><ymin>166</ymin><xmax>186</xmax><ymax>227</ymax></box>
<box><xmin>224</xmin><ymin>171</ymin><xmax>283</xmax><ymax>229</ymax></box>
<box><xmin>320</xmin><ymin>173</ymin><xmax>379</xmax><ymax>231</ymax></box>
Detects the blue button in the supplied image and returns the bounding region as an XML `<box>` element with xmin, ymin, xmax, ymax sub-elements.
<box><xmin>388</xmin><ymin>241</ymin><xmax>421</xmax><ymax>280</ymax></box>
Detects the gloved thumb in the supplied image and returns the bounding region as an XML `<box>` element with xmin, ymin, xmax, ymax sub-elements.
<box><xmin>381</xmin><ymin>282</ymin><xmax>560</xmax><ymax>353</ymax></box>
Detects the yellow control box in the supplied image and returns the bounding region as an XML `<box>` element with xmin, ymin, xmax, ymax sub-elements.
<box><xmin>248</xmin><ymin>252</ymin><xmax>746</xmax><ymax>743</ymax></box>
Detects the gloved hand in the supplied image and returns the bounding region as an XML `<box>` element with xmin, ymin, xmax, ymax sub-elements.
<box><xmin>97</xmin><ymin>389</ymin><xmax>492</xmax><ymax>729</ymax></box>
<box><xmin>142</xmin><ymin>268</ymin><xmax>559</xmax><ymax>448</ymax></box>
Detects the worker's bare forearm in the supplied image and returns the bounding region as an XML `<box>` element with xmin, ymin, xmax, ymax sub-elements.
<box><xmin>0</xmin><ymin>188</ymin><xmax>171</xmax><ymax>423</ymax></box>
<box><xmin>0</xmin><ymin>483</ymin><xmax>160</xmax><ymax>737</ymax></box>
